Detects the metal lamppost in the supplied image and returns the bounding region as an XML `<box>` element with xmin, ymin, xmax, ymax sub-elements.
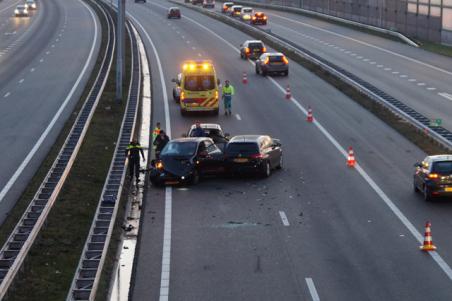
<box><xmin>116</xmin><ymin>0</ymin><xmax>126</xmax><ymax>102</ymax></box>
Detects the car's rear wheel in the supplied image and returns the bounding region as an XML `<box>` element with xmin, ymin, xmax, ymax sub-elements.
<box><xmin>276</xmin><ymin>155</ymin><xmax>283</xmax><ymax>169</ymax></box>
<box><xmin>261</xmin><ymin>161</ymin><xmax>271</xmax><ymax>178</ymax></box>
<box><xmin>261</xmin><ymin>69</ymin><xmax>267</xmax><ymax>76</ymax></box>
<box><xmin>423</xmin><ymin>186</ymin><xmax>432</xmax><ymax>202</ymax></box>
<box><xmin>413</xmin><ymin>180</ymin><xmax>419</xmax><ymax>192</ymax></box>
<box><xmin>255</xmin><ymin>65</ymin><xmax>259</xmax><ymax>74</ymax></box>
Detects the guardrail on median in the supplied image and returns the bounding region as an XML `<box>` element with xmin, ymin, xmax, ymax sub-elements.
<box><xmin>175</xmin><ymin>1</ymin><xmax>452</xmax><ymax>151</ymax></box>
<box><xmin>0</xmin><ymin>1</ymin><xmax>115</xmax><ymax>298</ymax></box>
<box><xmin>66</xmin><ymin>17</ymin><xmax>141</xmax><ymax>301</ymax></box>
<box><xmin>221</xmin><ymin>0</ymin><xmax>419</xmax><ymax>47</ymax></box>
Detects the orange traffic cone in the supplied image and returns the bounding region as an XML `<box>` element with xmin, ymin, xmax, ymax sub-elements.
<box><xmin>420</xmin><ymin>221</ymin><xmax>437</xmax><ymax>251</ymax></box>
<box><xmin>285</xmin><ymin>85</ymin><xmax>291</xmax><ymax>99</ymax></box>
<box><xmin>347</xmin><ymin>147</ymin><xmax>355</xmax><ymax>167</ymax></box>
<box><xmin>242</xmin><ymin>72</ymin><xmax>248</xmax><ymax>84</ymax></box>
<box><xmin>307</xmin><ymin>107</ymin><xmax>313</xmax><ymax>123</ymax></box>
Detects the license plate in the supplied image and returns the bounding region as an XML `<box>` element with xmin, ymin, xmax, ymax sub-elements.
<box><xmin>272</xmin><ymin>62</ymin><xmax>283</xmax><ymax>65</ymax></box>
<box><xmin>234</xmin><ymin>158</ymin><xmax>249</xmax><ymax>163</ymax></box>
<box><xmin>445</xmin><ymin>187</ymin><xmax>452</xmax><ymax>192</ymax></box>
<box><xmin>165</xmin><ymin>180</ymin><xmax>179</xmax><ymax>185</ymax></box>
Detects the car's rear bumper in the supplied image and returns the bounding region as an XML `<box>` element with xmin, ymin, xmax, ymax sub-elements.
<box><xmin>226</xmin><ymin>160</ymin><xmax>264</xmax><ymax>174</ymax></box>
<box><xmin>264</xmin><ymin>65</ymin><xmax>288</xmax><ymax>73</ymax></box>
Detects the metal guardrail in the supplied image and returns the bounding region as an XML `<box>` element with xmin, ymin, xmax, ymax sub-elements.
<box><xmin>178</xmin><ymin>2</ymin><xmax>452</xmax><ymax>151</ymax></box>
<box><xmin>66</xmin><ymin>17</ymin><xmax>141</xmax><ymax>301</ymax></box>
<box><xmin>0</xmin><ymin>1</ymin><xmax>115</xmax><ymax>298</ymax></box>
<box><xmin>221</xmin><ymin>0</ymin><xmax>419</xmax><ymax>47</ymax></box>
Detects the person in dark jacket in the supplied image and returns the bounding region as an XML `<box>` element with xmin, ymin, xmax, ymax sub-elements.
<box><xmin>153</xmin><ymin>130</ymin><xmax>170</xmax><ymax>159</ymax></box>
<box><xmin>191</xmin><ymin>121</ymin><xmax>206</xmax><ymax>137</ymax></box>
<box><xmin>125</xmin><ymin>139</ymin><xmax>145</xmax><ymax>183</ymax></box>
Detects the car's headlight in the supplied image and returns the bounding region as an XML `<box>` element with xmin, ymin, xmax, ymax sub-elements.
<box><xmin>156</xmin><ymin>161</ymin><xmax>164</xmax><ymax>170</ymax></box>
<box><xmin>32</xmin><ymin>4</ymin><xmax>36</xmax><ymax>8</ymax></box>
<box><xmin>24</xmin><ymin>9</ymin><xmax>28</xmax><ymax>13</ymax></box>
<box><xmin>15</xmin><ymin>9</ymin><xmax>19</xmax><ymax>14</ymax></box>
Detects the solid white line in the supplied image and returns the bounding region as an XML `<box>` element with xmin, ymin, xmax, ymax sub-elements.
<box><xmin>279</xmin><ymin>211</ymin><xmax>290</xmax><ymax>226</ymax></box>
<box><xmin>305</xmin><ymin>278</ymin><xmax>320</xmax><ymax>301</ymax></box>
<box><xmin>0</xmin><ymin>0</ymin><xmax>21</xmax><ymax>13</ymax></box>
<box><xmin>427</xmin><ymin>87</ymin><xmax>436</xmax><ymax>91</ymax></box>
<box><xmin>439</xmin><ymin>92</ymin><xmax>452</xmax><ymax>101</ymax></box>
<box><xmin>0</xmin><ymin>0</ymin><xmax>99</xmax><ymax>204</ymax></box>
<box><xmin>235</xmin><ymin>113</ymin><xmax>241</xmax><ymax>120</ymax></box>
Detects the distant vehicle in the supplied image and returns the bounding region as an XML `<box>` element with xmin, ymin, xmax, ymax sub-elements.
<box><xmin>25</xmin><ymin>0</ymin><xmax>36</xmax><ymax>10</ymax></box>
<box><xmin>222</xmin><ymin>2</ymin><xmax>234</xmax><ymax>13</ymax></box>
<box><xmin>167</xmin><ymin>7</ymin><xmax>181</xmax><ymax>19</ymax></box>
<box><xmin>413</xmin><ymin>155</ymin><xmax>452</xmax><ymax>201</ymax></box>
<box><xmin>240</xmin><ymin>40</ymin><xmax>266</xmax><ymax>60</ymax></box>
<box><xmin>150</xmin><ymin>138</ymin><xmax>225</xmax><ymax>186</ymax></box>
<box><xmin>187</xmin><ymin>123</ymin><xmax>229</xmax><ymax>150</ymax></box>
<box><xmin>251</xmin><ymin>12</ymin><xmax>267</xmax><ymax>25</ymax></box>
<box><xmin>230</xmin><ymin>5</ymin><xmax>242</xmax><ymax>17</ymax></box>
<box><xmin>225</xmin><ymin>135</ymin><xmax>282</xmax><ymax>177</ymax></box>
<box><xmin>14</xmin><ymin>5</ymin><xmax>28</xmax><ymax>17</ymax></box>
<box><xmin>240</xmin><ymin>7</ymin><xmax>253</xmax><ymax>21</ymax></box>
<box><xmin>134</xmin><ymin>0</ymin><xmax>146</xmax><ymax>3</ymax></box>
<box><xmin>191</xmin><ymin>0</ymin><xmax>203</xmax><ymax>5</ymax></box>
<box><xmin>184</xmin><ymin>0</ymin><xmax>190</xmax><ymax>3</ymax></box>
<box><xmin>255</xmin><ymin>52</ymin><xmax>289</xmax><ymax>76</ymax></box>
<box><xmin>202</xmin><ymin>0</ymin><xmax>215</xmax><ymax>8</ymax></box>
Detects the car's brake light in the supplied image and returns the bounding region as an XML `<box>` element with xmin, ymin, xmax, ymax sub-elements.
<box><xmin>428</xmin><ymin>173</ymin><xmax>440</xmax><ymax>179</ymax></box>
<box><xmin>263</xmin><ymin>16</ymin><xmax>267</xmax><ymax>20</ymax></box>
<box><xmin>252</xmin><ymin>16</ymin><xmax>256</xmax><ymax>20</ymax></box>
<box><xmin>263</xmin><ymin>57</ymin><xmax>269</xmax><ymax>64</ymax></box>
<box><xmin>245</xmin><ymin>47</ymin><xmax>250</xmax><ymax>54</ymax></box>
<box><xmin>262</xmin><ymin>47</ymin><xmax>267</xmax><ymax>52</ymax></box>
<box><xmin>282</xmin><ymin>56</ymin><xmax>289</xmax><ymax>64</ymax></box>
<box><xmin>250</xmin><ymin>153</ymin><xmax>264</xmax><ymax>159</ymax></box>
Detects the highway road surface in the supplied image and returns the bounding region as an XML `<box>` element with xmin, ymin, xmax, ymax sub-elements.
<box><xmin>127</xmin><ymin>1</ymin><xmax>452</xmax><ymax>300</ymax></box>
<box><xmin>0</xmin><ymin>0</ymin><xmax>100</xmax><ymax>223</ymax></box>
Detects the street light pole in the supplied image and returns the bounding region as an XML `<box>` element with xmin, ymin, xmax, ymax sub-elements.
<box><xmin>116</xmin><ymin>0</ymin><xmax>125</xmax><ymax>102</ymax></box>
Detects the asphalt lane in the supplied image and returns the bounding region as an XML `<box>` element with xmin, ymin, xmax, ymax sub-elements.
<box><xmin>0</xmin><ymin>0</ymin><xmax>100</xmax><ymax>223</ymax></box>
<box><xmin>209</xmin><ymin>3</ymin><xmax>452</xmax><ymax>132</ymax></box>
<box><xmin>130</xmin><ymin>1</ymin><xmax>452</xmax><ymax>300</ymax></box>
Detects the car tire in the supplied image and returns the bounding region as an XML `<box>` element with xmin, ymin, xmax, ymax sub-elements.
<box><xmin>180</xmin><ymin>108</ymin><xmax>187</xmax><ymax>116</ymax></box>
<box><xmin>255</xmin><ymin>65</ymin><xmax>259</xmax><ymax>74</ymax></box>
<box><xmin>261</xmin><ymin>69</ymin><xmax>267</xmax><ymax>76</ymax></box>
<box><xmin>413</xmin><ymin>180</ymin><xmax>419</xmax><ymax>192</ymax></box>
<box><xmin>261</xmin><ymin>161</ymin><xmax>271</xmax><ymax>178</ymax></box>
<box><xmin>276</xmin><ymin>155</ymin><xmax>283</xmax><ymax>170</ymax></box>
<box><xmin>191</xmin><ymin>170</ymin><xmax>200</xmax><ymax>185</ymax></box>
<box><xmin>423</xmin><ymin>185</ymin><xmax>432</xmax><ymax>202</ymax></box>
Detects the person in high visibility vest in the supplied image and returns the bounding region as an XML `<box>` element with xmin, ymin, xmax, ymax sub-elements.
<box><xmin>152</xmin><ymin>122</ymin><xmax>161</xmax><ymax>149</ymax></box>
<box><xmin>125</xmin><ymin>139</ymin><xmax>145</xmax><ymax>184</ymax></box>
<box><xmin>222</xmin><ymin>80</ymin><xmax>235</xmax><ymax>116</ymax></box>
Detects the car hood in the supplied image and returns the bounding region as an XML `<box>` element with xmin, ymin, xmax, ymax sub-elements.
<box><xmin>161</xmin><ymin>156</ymin><xmax>194</xmax><ymax>177</ymax></box>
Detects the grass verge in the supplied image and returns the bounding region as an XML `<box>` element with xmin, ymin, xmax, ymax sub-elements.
<box><xmin>4</xmin><ymin>2</ymin><xmax>132</xmax><ymax>300</ymax></box>
<box><xmin>175</xmin><ymin>2</ymin><xmax>449</xmax><ymax>155</ymax></box>
<box><xmin>419</xmin><ymin>40</ymin><xmax>452</xmax><ymax>58</ymax></box>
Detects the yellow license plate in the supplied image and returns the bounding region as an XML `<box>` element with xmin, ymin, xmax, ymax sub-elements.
<box><xmin>234</xmin><ymin>158</ymin><xmax>248</xmax><ymax>163</ymax></box>
<box><xmin>445</xmin><ymin>187</ymin><xmax>452</xmax><ymax>192</ymax></box>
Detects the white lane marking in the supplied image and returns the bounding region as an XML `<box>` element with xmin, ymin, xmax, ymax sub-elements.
<box><xmin>279</xmin><ymin>211</ymin><xmax>290</xmax><ymax>226</ymax></box>
<box><xmin>305</xmin><ymin>278</ymin><xmax>320</xmax><ymax>301</ymax></box>
<box><xmin>439</xmin><ymin>92</ymin><xmax>452</xmax><ymax>101</ymax></box>
<box><xmin>18</xmin><ymin>79</ymin><xmax>24</xmax><ymax>84</ymax></box>
<box><xmin>362</xmin><ymin>58</ymin><xmax>369</xmax><ymax>61</ymax></box>
<box><xmin>197</xmin><ymin>53</ymin><xmax>202</xmax><ymax>57</ymax></box>
<box><xmin>186</xmin><ymin>40</ymin><xmax>190</xmax><ymax>44</ymax></box>
<box><xmin>392</xmin><ymin>71</ymin><xmax>399</xmax><ymax>74</ymax></box>
<box><xmin>377</xmin><ymin>64</ymin><xmax>383</xmax><ymax>68</ymax></box>
<box><xmin>51</xmin><ymin>44</ymin><xmax>55</xmax><ymax>47</ymax></box>
<box><xmin>350</xmin><ymin>53</ymin><xmax>356</xmax><ymax>56</ymax></box>
<box><xmin>400</xmin><ymin>74</ymin><xmax>407</xmax><ymax>78</ymax></box>
<box><xmin>417</xmin><ymin>82</ymin><xmax>426</xmax><ymax>86</ymax></box>
<box><xmin>268</xmin><ymin>12</ymin><xmax>452</xmax><ymax>77</ymax></box>
<box><xmin>46</xmin><ymin>51</ymin><xmax>50</xmax><ymax>55</ymax></box>
<box><xmin>0</xmin><ymin>0</ymin><xmax>99</xmax><ymax>204</ymax></box>
<box><xmin>30</xmin><ymin>68</ymin><xmax>35</xmax><ymax>72</ymax></box>
<box><xmin>339</xmin><ymin>48</ymin><xmax>345</xmax><ymax>51</ymax></box>
<box><xmin>384</xmin><ymin>68</ymin><xmax>392</xmax><ymax>71</ymax></box>
<box><xmin>4</xmin><ymin>92</ymin><xmax>10</xmax><ymax>98</ymax></box>
<box><xmin>191</xmin><ymin>46</ymin><xmax>196</xmax><ymax>50</ymax></box>
<box><xmin>369</xmin><ymin>61</ymin><xmax>376</xmax><ymax>64</ymax></box>
<box><xmin>39</xmin><ymin>58</ymin><xmax>44</xmax><ymax>63</ymax></box>
<box><xmin>176</xmin><ymin>30</ymin><xmax>180</xmax><ymax>34</ymax></box>
<box><xmin>427</xmin><ymin>87</ymin><xmax>436</xmax><ymax>91</ymax></box>
<box><xmin>127</xmin><ymin>12</ymin><xmax>173</xmax><ymax>301</ymax></box>
<box><xmin>235</xmin><ymin>113</ymin><xmax>241</xmax><ymax>120</ymax></box>
<box><xmin>356</xmin><ymin>56</ymin><xmax>362</xmax><ymax>59</ymax></box>
<box><xmin>0</xmin><ymin>0</ymin><xmax>21</xmax><ymax>13</ymax></box>
<box><xmin>344</xmin><ymin>51</ymin><xmax>350</xmax><ymax>54</ymax></box>
<box><xmin>408</xmin><ymin>79</ymin><xmax>416</xmax><ymax>82</ymax></box>
<box><xmin>181</xmin><ymin>35</ymin><xmax>185</xmax><ymax>39</ymax></box>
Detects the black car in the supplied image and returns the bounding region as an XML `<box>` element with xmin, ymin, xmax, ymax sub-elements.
<box><xmin>167</xmin><ymin>7</ymin><xmax>181</xmax><ymax>19</ymax></box>
<box><xmin>225</xmin><ymin>135</ymin><xmax>282</xmax><ymax>177</ymax></box>
<box><xmin>150</xmin><ymin>138</ymin><xmax>224</xmax><ymax>186</ymax></box>
<box><xmin>414</xmin><ymin>155</ymin><xmax>452</xmax><ymax>201</ymax></box>
<box><xmin>240</xmin><ymin>40</ymin><xmax>266</xmax><ymax>60</ymax></box>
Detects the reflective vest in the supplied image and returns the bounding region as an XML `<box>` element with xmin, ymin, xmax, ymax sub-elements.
<box><xmin>152</xmin><ymin>127</ymin><xmax>161</xmax><ymax>140</ymax></box>
<box><xmin>222</xmin><ymin>85</ymin><xmax>235</xmax><ymax>96</ymax></box>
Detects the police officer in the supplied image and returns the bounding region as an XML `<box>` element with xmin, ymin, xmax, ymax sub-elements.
<box><xmin>125</xmin><ymin>139</ymin><xmax>145</xmax><ymax>183</ymax></box>
<box><xmin>222</xmin><ymin>80</ymin><xmax>235</xmax><ymax>116</ymax></box>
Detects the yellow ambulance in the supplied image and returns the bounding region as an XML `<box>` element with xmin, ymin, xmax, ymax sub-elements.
<box><xmin>172</xmin><ymin>60</ymin><xmax>220</xmax><ymax>116</ymax></box>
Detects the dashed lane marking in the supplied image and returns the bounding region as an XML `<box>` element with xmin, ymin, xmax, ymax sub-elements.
<box><xmin>417</xmin><ymin>82</ymin><xmax>426</xmax><ymax>86</ymax></box>
<box><xmin>279</xmin><ymin>211</ymin><xmax>290</xmax><ymax>226</ymax></box>
<box><xmin>306</xmin><ymin>278</ymin><xmax>320</xmax><ymax>301</ymax></box>
<box><xmin>18</xmin><ymin>79</ymin><xmax>24</xmax><ymax>84</ymax></box>
<box><xmin>30</xmin><ymin>68</ymin><xmax>35</xmax><ymax>72</ymax></box>
<box><xmin>3</xmin><ymin>92</ymin><xmax>10</xmax><ymax>98</ymax></box>
<box><xmin>235</xmin><ymin>113</ymin><xmax>241</xmax><ymax>120</ymax></box>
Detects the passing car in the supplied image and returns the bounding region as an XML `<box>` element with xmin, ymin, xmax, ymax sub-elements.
<box><xmin>191</xmin><ymin>0</ymin><xmax>203</xmax><ymax>4</ymax></box>
<box><xmin>251</xmin><ymin>12</ymin><xmax>267</xmax><ymax>25</ymax></box>
<box><xmin>14</xmin><ymin>5</ymin><xmax>29</xmax><ymax>17</ymax></box>
<box><xmin>230</xmin><ymin>5</ymin><xmax>242</xmax><ymax>17</ymax></box>
<box><xmin>240</xmin><ymin>40</ymin><xmax>266</xmax><ymax>60</ymax></box>
<box><xmin>225</xmin><ymin>135</ymin><xmax>282</xmax><ymax>177</ymax></box>
<box><xmin>240</xmin><ymin>7</ymin><xmax>253</xmax><ymax>21</ymax></box>
<box><xmin>167</xmin><ymin>7</ymin><xmax>181</xmax><ymax>18</ymax></box>
<box><xmin>202</xmin><ymin>0</ymin><xmax>215</xmax><ymax>8</ymax></box>
<box><xmin>150</xmin><ymin>138</ymin><xmax>225</xmax><ymax>186</ymax></box>
<box><xmin>413</xmin><ymin>155</ymin><xmax>452</xmax><ymax>201</ymax></box>
<box><xmin>255</xmin><ymin>52</ymin><xmax>289</xmax><ymax>76</ymax></box>
<box><xmin>25</xmin><ymin>0</ymin><xmax>37</xmax><ymax>10</ymax></box>
<box><xmin>222</xmin><ymin>2</ymin><xmax>234</xmax><ymax>13</ymax></box>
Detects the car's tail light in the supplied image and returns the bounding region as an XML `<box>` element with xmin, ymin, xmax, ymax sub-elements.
<box><xmin>282</xmin><ymin>56</ymin><xmax>289</xmax><ymax>64</ymax></box>
<box><xmin>223</xmin><ymin>5</ymin><xmax>227</xmax><ymax>9</ymax></box>
<box><xmin>245</xmin><ymin>47</ymin><xmax>250</xmax><ymax>54</ymax></box>
<box><xmin>250</xmin><ymin>153</ymin><xmax>264</xmax><ymax>159</ymax></box>
<box><xmin>262</xmin><ymin>47</ymin><xmax>267</xmax><ymax>52</ymax></box>
<box><xmin>428</xmin><ymin>173</ymin><xmax>439</xmax><ymax>179</ymax></box>
<box><xmin>263</xmin><ymin>57</ymin><xmax>269</xmax><ymax>64</ymax></box>
<box><xmin>263</xmin><ymin>16</ymin><xmax>267</xmax><ymax>20</ymax></box>
<box><xmin>252</xmin><ymin>16</ymin><xmax>256</xmax><ymax>20</ymax></box>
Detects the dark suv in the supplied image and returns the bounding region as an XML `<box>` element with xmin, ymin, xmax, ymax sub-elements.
<box><xmin>413</xmin><ymin>155</ymin><xmax>452</xmax><ymax>201</ymax></box>
<box><xmin>240</xmin><ymin>40</ymin><xmax>266</xmax><ymax>60</ymax></box>
<box><xmin>225</xmin><ymin>135</ymin><xmax>282</xmax><ymax>177</ymax></box>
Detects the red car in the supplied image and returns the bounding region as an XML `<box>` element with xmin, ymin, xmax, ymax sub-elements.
<box><xmin>167</xmin><ymin>7</ymin><xmax>181</xmax><ymax>19</ymax></box>
<box><xmin>251</xmin><ymin>12</ymin><xmax>267</xmax><ymax>25</ymax></box>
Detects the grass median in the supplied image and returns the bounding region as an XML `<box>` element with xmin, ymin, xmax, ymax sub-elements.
<box><xmin>3</xmin><ymin>1</ymin><xmax>133</xmax><ymax>300</ymax></box>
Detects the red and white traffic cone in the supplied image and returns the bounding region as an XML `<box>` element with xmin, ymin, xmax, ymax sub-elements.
<box><xmin>347</xmin><ymin>146</ymin><xmax>356</xmax><ymax>167</ymax></box>
<box><xmin>306</xmin><ymin>107</ymin><xmax>313</xmax><ymax>123</ymax></box>
<box><xmin>420</xmin><ymin>221</ymin><xmax>437</xmax><ymax>251</ymax></box>
<box><xmin>242</xmin><ymin>72</ymin><xmax>248</xmax><ymax>84</ymax></box>
<box><xmin>285</xmin><ymin>85</ymin><xmax>291</xmax><ymax>99</ymax></box>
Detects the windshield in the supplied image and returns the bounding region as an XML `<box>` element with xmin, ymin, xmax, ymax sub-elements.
<box><xmin>225</xmin><ymin>143</ymin><xmax>259</xmax><ymax>155</ymax></box>
<box><xmin>432</xmin><ymin>161</ymin><xmax>452</xmax><ymax>175</ymax></box>
<box><xmin>269</xmin><ymin>55</ymin><xmax>283</xmax><ymax>62</ymax></box>
<box><xmin>249</xmin><ymin>42</ymin><xmax>263</xmax><ymax>49</ymax></box>
<box><xmin>234</xmin><ymin>7</ymin><xmax>242</xmax><ymax>11</ymax></box>
<box><xmin>184</xmin><ymin>75</ymin><xmax>215</xmax><ymax>91</ymax></box>
<box><xmin>161</xmin><ymin>141</ymin><xmax>198</xmax><ymax>157</ymax></box>
<box><xmin>243</xmin><ymin>9</ymin><xmax>252</xmax><ymax>13</ymax></box>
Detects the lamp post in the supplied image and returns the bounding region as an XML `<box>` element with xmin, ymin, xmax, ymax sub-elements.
<box><xmin>116</xmin><ymin>0</ymin><xmax>125</xmax><ymax>102</ymax></box>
